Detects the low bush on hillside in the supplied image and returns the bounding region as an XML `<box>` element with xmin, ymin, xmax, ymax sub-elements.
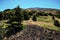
<box><xmin>32</xmin><ymin>15</ymin><xmax>37</xmax><ymax>21</ymax></box>
<box><xmin>54</xmin><ymin>20</ymin><xmax>60</xmax><ymax>27</ymax></box>
<box><xmin>52</xmin><ymin>15</ymin><xmax>55</xmax><ymax>20</ymax></box>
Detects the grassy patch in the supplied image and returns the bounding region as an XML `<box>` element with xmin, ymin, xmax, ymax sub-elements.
<box><xmin>0</xmin><ymin>20</ymin><xmax>10</xmax><ymax>28</ymax></box>
<box><xmin>21</xmin><ymin>24</ymin><xmax>27</xmax><ymax>30</ymax></box>
<box><xmin>38</xmin><ymin>21</ymin><xmax>60</xmax><ymax>31</ymax></box>
<box><xmin>2</xmin><ymin>24</ymin><xmax>11</xmax><ymax>28</ymax></box>
<box><xmin>37</xmin><ymin>16</ymin><xmax>54</xmax><ymax>23</ymax></box>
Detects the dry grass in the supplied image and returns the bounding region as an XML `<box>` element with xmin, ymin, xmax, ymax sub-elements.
<box><xmin>22</xmin><ymin>17</ymin><xmax>60</xmax><ymax>31</ymax></box>
<box><xmin>37</xmin><ymin>16</ymin><xmax>54</xmax><ymax>23</ymax></box>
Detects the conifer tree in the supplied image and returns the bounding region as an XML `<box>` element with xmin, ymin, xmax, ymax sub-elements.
<box><xmin>15</xmin><ymin>5</ymin><xmax>23</xmax><ymax>27</ymax></box>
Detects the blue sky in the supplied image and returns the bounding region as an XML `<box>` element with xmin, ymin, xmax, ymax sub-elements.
<box><xmin>0</xmin><ymin>0</ymin><xmax>60</xmax><ymax>11</ymax></box>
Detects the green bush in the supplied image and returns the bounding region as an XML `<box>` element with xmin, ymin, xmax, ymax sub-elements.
<box><xmin>52</xmin><ymin>15</ymin><xmax>55</xmax><ymax>20</ymax></box>
<box><xmin>21</xmin><ymin>24</ymin><xmax>27</xmax><ymax>30</ymax></box>
<box><xmin>54</xmin><ymin>20</ymin><xmax>60</xmax><ymax>27</ymax></box>
<box><xmin>32</xmin><ymin>15</ymin><xmax>37</xmax><ymax>21</ymax></box>
<box><xmin>23</xmin><ymin>13</ymin><xmax>29</xmax><ymax>20</ymax></box>
<box><xmin>48</xmin><ymin>13</ymin><xmax>53</xmax><ymax>16</ymax></box>
<box><xmin>0</xmin><ymin>28</ymin><xmax>6</xmax><ymax>40</ymax></box>
<box><xmin>55</xmin><ymin>11</ymin><xmax>60</xmax><ymax>18</ymax></box>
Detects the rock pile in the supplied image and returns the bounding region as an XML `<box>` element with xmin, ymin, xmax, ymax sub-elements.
<box><xmin>7</xmin><ymin>25</ymin><xmax>60</xmax><ymax>40</ymax></box>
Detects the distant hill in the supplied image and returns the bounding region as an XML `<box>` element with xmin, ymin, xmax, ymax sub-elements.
<box><xmin>27</xmin><ymin>7</ymin><xmax>60</xmax><ymax>11</ymax></box>
<box><xmin>26</xmin><ymin>7</ymin><xmax>60</xmax><ymax>14</ymax></box>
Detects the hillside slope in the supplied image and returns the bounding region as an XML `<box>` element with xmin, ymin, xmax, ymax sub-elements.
<box><xmin>7</xmin><ymin>25</ymin><xmax>60</xmax><ymax>40</ymax></box>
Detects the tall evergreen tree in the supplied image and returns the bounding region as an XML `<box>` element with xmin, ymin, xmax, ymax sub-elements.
<box><xmin>15</xmin><ymin>5</ymin><xmax>23</xmax><ymax>27</ymax></box>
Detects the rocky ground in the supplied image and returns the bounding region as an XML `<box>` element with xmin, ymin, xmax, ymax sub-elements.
<box><xmin>7</xmin><ymin>25</ymin><xmax>60</xmax><ymax>40</ymax></box>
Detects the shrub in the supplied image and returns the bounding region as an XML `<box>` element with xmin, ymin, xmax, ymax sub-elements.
<box><xmin>44</xmin><ymin>13</ymin><xmax>48</xmax><ymax>16</ymax></box>
<box><xmin>55</xmin><ymin>11</ymin><xmax>60</xmax><ymax>18</ymax></box>
<box><xmin>0</xmin><ymin>28</ymin><xmax>6</xmax><ymax>40</ymax></box>
<box><xmin>32</xmin><ymin>15</ymin><xmax>37</xmax><ymax>21</ymax></box>
<box><xmin>37</xmin><ymin>13</ymin><xmax>43</xmax><ymax>16</ymax></box>
<box><xmin>48</xmin><ymin>13</ymin><xmax>53</xmax><ymax>16</ymax></box>
<box><xmin>23</xmin><ymin>13</ymin><xmax>29</xmax><ymax>20</ymax></box>
<box><xmin>21</xmin><ymin>24</ymin><xmax>27</xmax><ymax>30</ymax></box>
<box><xmin>37</xmin><ymin>12</ymin><xmax>48</xmax><ymax>16</ymax></box>
<box><xmin>54</xmin><ymin>20</ymin><xmax>60</xmax><ymax>27</ymax></box>
<box><xmin>52</xmin><ymin>15</ymin><xmax>55</xmax><ymax>20</ymax></box>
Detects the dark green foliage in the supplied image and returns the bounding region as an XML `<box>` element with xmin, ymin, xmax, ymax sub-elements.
<box><xmin>4</xmin><ymin>9</ymin><xmax>11</xmax><ymax>12</ymax></box>
<box><xmin>29</xmin><ymin>11</ymin><xmax>33</xmax><ymax>16</ymax></box>
<box><xmin>0</xmin><ymin>12</ymin><xmax>3</xmax><ymax>20</ymax></box>
<box><xmin>0</xmin><ymin>28</ymin><xmax>3</xmax><ymax>40</ymax></box>
<box><xmin>3</xmin><ymin>9</ymin><xmax>13</xmax><ymax>20</ymax></box>
<box><xmin>22</xmin><ymin>10</ymin><xmax>30</xmax><ymax>20</ymax></box>
<box><xmin>37</xmin><ymin>12</ymin><xmax>48</xmax><ymax>16</ymax></box>
<box><xmin>31</xmin><ymin>10</ymin><xmax>37</xmax><ymax>14</ymax></box>
<box><xmin>2</xmin><ymin>12</ymin><xmax>11</xmax><ymax>20</ymax></box>
<box><xmin>55</xmin><ymin>11</ymin><xmax>60</xmax><ymax>18</ymax></box>
<box><xmin>54</xmin><ymin>20</ymin><xmax>60</xmax><ymax>27</ymax></box>
<box><xmin>36</xmin><ymin>13</ymin><xmax>39</xmax><ymax>17</ymax></box>
<box><xmin>15</xmin><ymin>5</ymin><xmax>23</xmax><ymax>23</ymax></box>
<box><xmin>28</xmin><ymin>11</ymin><xmax>36</xmax><ymax>18</ymax></box>
<box><xmin>44</xmin><ymin>13</ymin><xmax>48</xmax><ymax>16</ymax></box>
<box><xmin>36</xmin><ymin>12</ymin><xmax>43</xmax><ymax>16</ymax></box>
<box><xmin>32</xmin><ymin>15</ymin><xmax>37</xmax><ymax>21</ymax></box>
<box><xmin>0</xmin><ymin>28</ymin><xmax>6</xmax><ymax>40</ymax></box>
<box><xmin>3</xmin><ymin>14</ymin><xmax>8</xmax><ymax>20</ymax></box>
<box><xmin>38</xmin><ymin>13</ymin><xmax>43</xmax><ymax>16</ymax></box>
<box><xmin>52</xmin><ymin>15</ymin><xmax>55</xmax><ymax>20</ymax></box>
<box><xmin>48</xmin><ymin>13</ymin><xmax>53</xmax><ymax>16</ymax></box>
<box><xmin>40</xmin><ymin>12</ymin><xmax>47</xmax><ymax>16</ymax></box>
<box><xmin>15</xmin><ymin>6</ymin><xmax>21</xmax><ymax>16</ymax></box>
<box><xmin>29</xmin><ymin>12</ymin><xmax>33</xmax><ymax>16</ymax></box>
<box><xmin>24</xmin><ymin>13</ymin><xmax>29</xmax><ymax>20</ymax></box>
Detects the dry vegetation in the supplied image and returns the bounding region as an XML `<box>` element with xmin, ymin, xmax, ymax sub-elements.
<box><xmin>22</xmin><ymin>16</ymin><xmax>60</xmax><ymax>31</ymax></box>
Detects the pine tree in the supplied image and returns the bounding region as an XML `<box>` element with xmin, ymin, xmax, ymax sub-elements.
<box><xmin>15</xmin><ymin>5</ymin><xmax>23</xmax><ymax>27</ymax></box>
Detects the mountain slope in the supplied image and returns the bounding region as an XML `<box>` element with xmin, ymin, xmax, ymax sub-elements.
<box><xmin>27</xmin><ymin>7</ymin><xmax>60</xmax><ymax>11</ymax></box>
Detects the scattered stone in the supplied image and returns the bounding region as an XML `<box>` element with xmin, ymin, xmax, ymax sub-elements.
<box><xmin>7</xmin><ymin>25</ymin><xmax>60</xmax><ymax>40</ymax></box>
